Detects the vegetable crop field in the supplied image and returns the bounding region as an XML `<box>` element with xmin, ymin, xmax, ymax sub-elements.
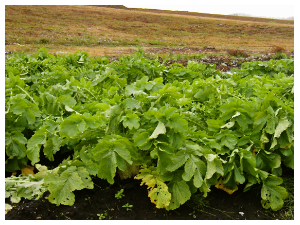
<box><xmin>5</xmin><ymin>48</ymin><xmax>294</xmax><ymax>219</ymax></box>
<box><xmin>5</xmin><ymin>5</ymin><xmax>294</xmax><ymax>220</ymax></box>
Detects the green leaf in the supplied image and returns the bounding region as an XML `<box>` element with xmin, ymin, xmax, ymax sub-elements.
<box><xmin>26</xmin><ymin>132</ymin><xmax>46</xmax><ymax>165</ymax></box>
<box><xmin>167</xmin><ymin>151</ymin><xmax>189</xmax><ymax>172</ymax></box>
<box><xmin>221</xmin><ymin>121</ymin><xmax>235</xmax><ymax>129</ymax></box>
<box><xmin>233</xmin><ymin>163</ymin><xmax>245</xmax><ymax>184</ymax></box>
<box><xmin>84</xmin><ymin>114</ymin><xmax>103</xmax><ymax>129</ymax></box>
<box><xmin>134</xmin><ymin>132</ymin><xmax>149</xmax><ymax>146</ymax></box>
<box><xmin>166</xmin><ymin>179</ymin><xmax>191</xmax><ymax>210</ymax></box>
<box><xmin>149</xmin><ymin>122</ymin><xmax>166</xmax><ymax>139</ymax></box>
<box><xmin>256</xmin><ymin>151</ymin><xmax>281</xmax><ymax>172</ymax></box>
<box><xmin>5</xmin><ymin>132</ymin><xmax>27</xmax><ymax>159</ymax></box>
<box><xmin>57</xmin><ymin>95</ymin><xmax>77</xmax><ymax>107</ymax></box>
<box><xmin>157</xmin><ymin>142</ymin><xmax>174</xmax><ymax>154</ymax></box>
<box><xmin>9</xmin><ymin>95</ymin><xmax>40</xmax><ymax>124</ymax></box>
<box><xmin>43</xmin><ymin>135</ymin><xmax>62</xmax><ymax>161</ymax></box>
<box><xmin>122</xmin><ymin>113</ymin><xmax>140</xmax><ymax>129</ymax></box>
<box><xmin>205</xmin><ymin>154</ymin><xmax>224</xmax><ymax>179</ymax></box>
<box><xmin>182</xmin><ymin>155</ymin><xmax>206</xmax><ymax>188</ymax></box>
<box><xmin>207</xmin><ymin>141</ymin><xmax>222</xmax><ymax>150</ymax></box>
<box><xmin>125</xmin><ymin>85</ymin><xmax>146</xmax><ymax>96</ymax></box>
<box><xmin>237</xmin><ymin>136</ymin><xmax>250</xmax><ymax>146</ymax></box>
<box><xmin>261</xmin><ymin>176</ymin><xmax>288</xmax><ymax>211</ymax></box>
<box><xmin>78</xmin><ymin>148</ymin><xmax>99</xmax><ymax>175</ymax></box>
<box><xmin>91</xmin><ymin>136</ymin><xmax>133</xmax><ymax>184</ymax></box>
<box><xmin>254</xmin><ymin>111</ymin><xmax>268</xmax><ymax>130</ymax></box>
<box><xmin>274</xmin><ymin>119</ymin><xmax>290</xmax><ymax>138</ymax></box>
<box><xmin>206</xmin><ymin>119</ymin><xmax>223</xmax><ymax>132</ymax></box>
<box><xmin>220</xmin><ymin>134</ymin><xmax>238</xmax><ymax>150</ymax></box>
<box><xmin>23</xmin><ymin>110</ymin><xmax>36</xmax><ymax>125</ymax></box>
<box><xmin>122</xmin><ymin>98</ymin><xmax>141</xmax><ymax>110</ymax></box>
<box><xmin>5</xmin><ymin>157</ymin><xmax>28</xmax><ymax>172</ymax></box>
<box><xmin>10</xmin><ymin>95</ymin><xmax>30</xmax><ymax>115</ymax></box>
<box><xmin>235</xmin><ymin>114</ymin><xmax>250</xmax><ymax>131</ymax></box>
<box><xmin>265</xmin><ymin>118</ymin><xmax>276</xmax><ymax>134</ymax></box>
<box><xmin>168</xmin><ymin>130</ymin><xmax>185</xmax><ymax>149</ymax></box>
<box><xmin>154</xmin><ymin>147</ymin><xmax>174</xmax><ymax>175</ymax></box>
<box><xmin>239</xmin><ymin>150</ymin><xmax>257</xmax><ymax>177</ymax></box>
<box><xmin>14</xmin><ymin>179</ymin><xmax>47</xmax><ymax>201</ymax></box>
<box><xmin>44</xmin><ymin>166</ymin><xmax>93</xmax><ymax>206</ymax></box>
<box><xmin>167</xmin><ymin>114</ymin><xmax>188</xmax><ymax>133</ymax></box>
<box><xmin>60</xmin><ymin>114</ymin><xmax>86</xmax><ymax>137</ymax></box>
<box><xmin>133</xmin><ymin>131</ymin><xmax>153</xmax><ymax>150</ymax></box>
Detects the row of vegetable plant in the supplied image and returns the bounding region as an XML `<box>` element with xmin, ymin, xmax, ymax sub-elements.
<box><xmin>5</xmin><ymin>49</ymin><xmax>294</xmax><ymax>211</ymax></box>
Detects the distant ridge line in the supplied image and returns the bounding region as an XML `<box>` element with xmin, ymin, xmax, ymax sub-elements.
<box><xmin>91</xmin><ymin>5</ymin><xmax>293</xmax><ymax>25</ymax></box>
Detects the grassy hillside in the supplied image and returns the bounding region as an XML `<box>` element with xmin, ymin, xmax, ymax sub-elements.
<box><xmin>5</xmin><ymin>5</ymin><xmax>294</xmax><ymax>56</ymax></box>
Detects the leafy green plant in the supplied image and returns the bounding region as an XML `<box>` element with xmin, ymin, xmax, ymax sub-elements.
<box><xmin>97</xmin><ymin>213</ymin><xmax>105</xmax><ymax>220</ymax></box>
<box><xmin>122</xmin><ymin>203</ymin><xmax>133</xmax><ymax>211</ymax></box>
<box><xmin>272</xmin><ymin>52</ymin><xmax>287</xmax><ymax>60</ymax></box>
<box><xmin>115</xmin><ymin>189</ymin><xmax>125</xmax><ymax>199</ymax></box>
<box><xmin>5</xmin><ymin>164</ymin><xmax>49</xmax><ymax>206</ymax></box>
<box><xmin>5</xmin><ymin>49</ymin><xmax>293</xmax><ymax>212</ymax></box>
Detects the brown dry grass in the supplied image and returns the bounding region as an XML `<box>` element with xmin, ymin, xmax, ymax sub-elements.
<box><xmin>5</xmin><ymin>5</ymin><xmax>294</xmax><ymax>56</ymax></box>
<box><xmin>226</xmin><ymin>49</ymin><xmax>249</xmax><ymax>57</ymax></box>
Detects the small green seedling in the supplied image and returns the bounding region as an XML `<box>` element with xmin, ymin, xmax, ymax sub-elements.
<box><xmin>122</xmin><ymin>203</ymin><xmax>133</xmax><ymax>211</ymax></box>
<box><xmin>97</xmin><ymin>213</ymin><xmax>105</xmax><ymax>220</ymax></box>
<box><xmin>115</xmin><ymin>189</ymin><xmax>125</xmax><ymax>199</ymax></box>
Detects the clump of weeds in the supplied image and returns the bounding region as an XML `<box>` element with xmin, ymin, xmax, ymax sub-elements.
<box><xmin>226</xmin><ymin>49</ymin><xmax>249</xmax><ymax>58</ymax></box>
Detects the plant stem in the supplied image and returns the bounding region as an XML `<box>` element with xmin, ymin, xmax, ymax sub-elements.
<box><xmin>16</xmin><ymin>85</ymin><xmax>38</xmax><ymax>105</ymax></box>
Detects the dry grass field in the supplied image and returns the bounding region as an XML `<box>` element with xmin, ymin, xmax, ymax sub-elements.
<box><xmin>5</xmin><ymin>5</ymin><xmax>294</xmax><ymax>56</ymax></box>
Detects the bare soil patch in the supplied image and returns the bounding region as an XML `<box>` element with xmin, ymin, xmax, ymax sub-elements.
<box><xmin>5</xmin><ymin>169</ymin><xmax>293</xmax><ymax>220</ymax></box>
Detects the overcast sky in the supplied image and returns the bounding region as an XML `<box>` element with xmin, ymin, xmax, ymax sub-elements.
<box><xmin>5</xmin><ymin>0</ymin><xmax>295</xmax><ymax>19</ymax></box>
<box><xmin>124</xmin><ymin>0</ymin><xmax>295</xmax><ymax>19</ymax></box>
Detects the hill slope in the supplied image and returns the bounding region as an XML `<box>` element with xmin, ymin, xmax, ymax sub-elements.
<box><xmin>5</xmin><ymin>5</ymin><xmax>294</xmax><ymax>56</ymax></box>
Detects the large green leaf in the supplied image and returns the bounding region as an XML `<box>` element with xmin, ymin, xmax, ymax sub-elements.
<box><xmin>261</xmin><ymin>176</ymin><xmax>288</xmax><ymax>211</ymax></box>
<box><xmin>167</xmin><ymin>114</ymin><xmax>188</xmax><ymax>133</ymax></box>
<box><xmin>205</xmin><ymin>154</ymin><xmax>224</xmax><ymax>179</ymax></box>
<box><xmin>9</xmin><ymin>95</ymin><xmax>40</xmax><ymax>125</ymax></box>
<box><xmin>166</xmin><ymin>179</ymin><xmax>191</xmax><ymax>210</ymax></box>
<box><xmin>151</xmin><ymin>144</ymin><xmax>174</xmax><ymax>175</ymax></box>
<box><xmin>220</xmin><ymin>134</ymin><xmax>238</xmax><ymax>150</ymax></box>
<box><xmin>149</xmin><ymin>122</ymin><xmax>166</xmax><ymax>139</ymax></box>
<box><xmin>43</xmin><ymin>135</ymin><xmax>62</xmax><ymax>161</ymax></box>
<box><xmin>44</xmin><ymin>166</ymin><xmax>93</xmax><ymax>206</ymax></box>
<box><xmin>121</xmin><ymin>113</ymin><xmax>140</xmax><ymax>129</ymax></box>
<box><xmin>133</xmin><ymin>131</ymin><xmax>153</xmax><ymax>150</ymax></box>
<box><xmin>91</xmin><ymin>135</ymin><xmax>133</xmax><ymax>184</ymax></box>
<box><xmin>239</xmin><ymin>150</ymin><xmax>257</xmax><ymax>177</ymax></box>
<box><xmin>256</xmin><ymin>150</ymin><xmax>281</xmax><ymax>172</ymax></box>
<box><xmin>5</xmin><ymin>132</ymin><xmax>27</xmax><ymax>159</ymax></box>
<box><xmin>253</xmin><ymin>111</ymin><xmax>268</xmax><ymax>130</ymax></box>
<box><xmin>60</xmin><ymin>114</ymin><xmax>86</xmax><ymax>137</ymax></box>
<box><xmin>57</xmin><ymin>94</ymin><xmax>77</xmax><ymax>107</ymax></box>
<box><xmin>167</xmin><ymin>151</ymin><xmax>189</xmax><ymax>172</ymax></box>
<box><xmin>182</xmin><ymin>155</ymin><xmax>206</xmax><ymax>188</ymax></box>
<box><xmin>274</xmin><ymin>119</ymin><xmax>290</xmax><ymax>138</ymax></box>
<box><xmin>26</xmin><ymin>132</ymin><xmax>46</xmax><ymax>165</ymax></box>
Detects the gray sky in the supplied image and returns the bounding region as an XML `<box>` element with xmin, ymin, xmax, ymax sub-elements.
<box><xmin>6</xmin><ymin>0</ymin><xmax>295</xmax><ymax>19</ymax></box>
<box><xmin>124</xmin><ymin>0</ymin><xmax>295</xmax><ymax>19</ymax></box>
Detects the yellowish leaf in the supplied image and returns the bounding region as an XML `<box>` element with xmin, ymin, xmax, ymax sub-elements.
<box><xmin>215</xmin><ymin>177</ymin><xmax>238</xmax><ymax>194</ymax></box>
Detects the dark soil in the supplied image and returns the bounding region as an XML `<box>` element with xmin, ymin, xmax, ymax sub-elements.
<box><xmin>5</xmin><ymin>171</ymin><xmax>292</xmax><ymax>220</ymax></box>
<box><xmin>109</xmin><ymin>47</ymin><xmax>294</xmax><ymax>72</ymax></box>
